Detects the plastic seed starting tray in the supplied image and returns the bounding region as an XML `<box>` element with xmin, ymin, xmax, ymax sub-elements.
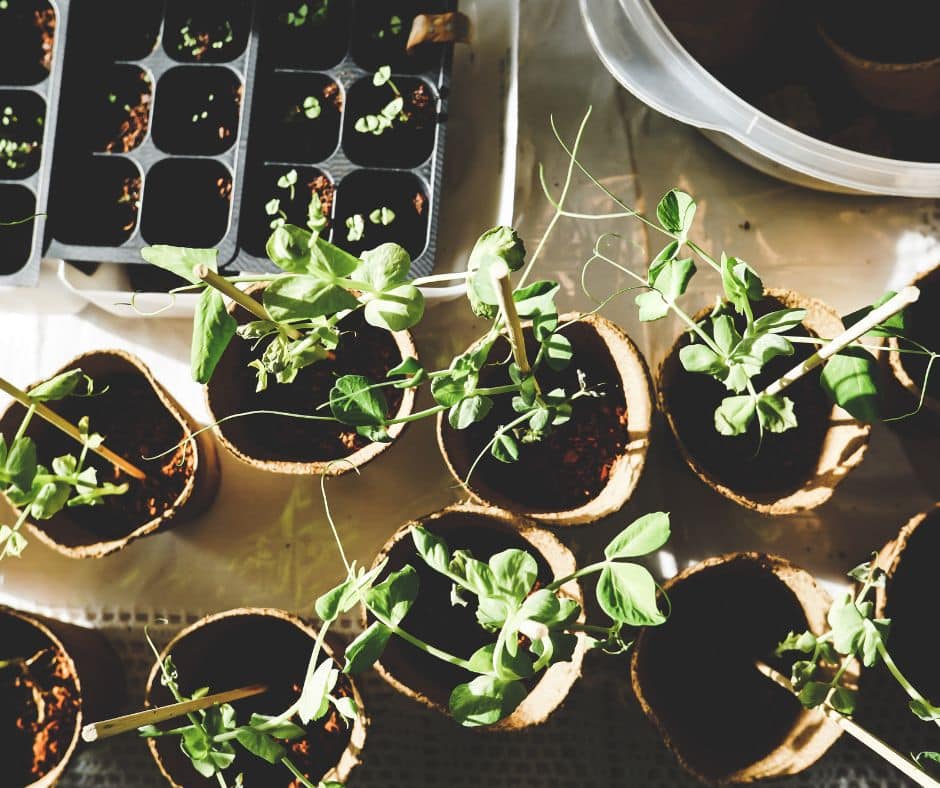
<box><xmin>0</xmin><ymin>0</ymin><xmax>456</xmax><ymax>287</ymax></box>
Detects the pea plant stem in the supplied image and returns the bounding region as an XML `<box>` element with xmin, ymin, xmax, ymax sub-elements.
<box><xmin>761</xmin><ymin>286</ymin><xmax>920</xmax><ymax>398</ymax></box>
<box><xmin>0</xmin><ymin>377</ymin><xmax>147</xmax><ymax>481</ymax></box>
<box><xmin>195</xmin><ymin>265</ymin><xmax>302</xmax><ymax>341</ymax></box>
<box><xmin>756</xmin><ymin>661</ymin><xmax>939</xmax><ymax>788</ymax></box>
<box><xmin>491</xmin><ymin>262</ymin><xmax>533</xmax><ymax>377</ymax></box>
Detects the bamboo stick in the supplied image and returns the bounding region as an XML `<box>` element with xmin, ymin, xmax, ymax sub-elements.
<box><xmin>195</xmin><ymin>266</ymin><xmax>301</xmax><ymax>340</ymax></box>
<box><xmin>81</xmin><ymin>683</ymin><xmax>267</xmax><ymax>742</ymax></box>
<box><xmin>0</xmin><ymin>378</ymin><xmax>147</xmax><ymax>481</ymax></box>
<box><xmin>756</xmin><ymin>661</ymin><xmax>939</xmax><ymax>788</ymax></box>
<box><xmin>491</xmin><ymin>262</ymin><xmax>532</xmax><ymax>376</ymax></box>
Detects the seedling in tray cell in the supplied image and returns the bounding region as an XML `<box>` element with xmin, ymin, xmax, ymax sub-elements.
<box><xmin>264</xmin><ymin>0</ymin><xmax>351</xmax><ymax>71</ymax></box>
<box><xmin>344</xmin><ymin>206</ymin><xmax>394</xmax><ymax>243</ymax></box>
<box><xmin>280</xmin><ymin>0</ymin><xmax>330</xmax><ymax>28</ymax></box>
<box><xmin>343</xmin><ymin>70</ymin><xmax>436</xmax><ymax>168</ymax></box>
<box><xmin>0</xmin><ymin>0</ymin><xmax>55</xmax><ymax>86</ymax></box>
<box><xmin>0</xmin><ymin>93</ymin><xmax>44</xmax><ymax>178</ymax></box>
<box><xmin>259</xmin><ymin>73</ymin><xmax>342</xmax><ymax>164</ymax></box>
<box><xmin>350</xmin><ymin>0</ymin><xmax>449</xmax><ymax>74</ymax></box>
<box><xmin>152</xmin><ymin>66</ymin><xmax>242</xmax><ymax>156</ymax></box>
<box><xmin>76</xmin><ymin>66</ymin><xmax>152</xmax><ymax>154</ymax></box>
<box><xmin>0</xmin><ymin>369</ymin><xmax>132</xmax><ymax>560</ymax></box>
<box><xmin>165</xmin><ymin>0</ymin><xmax>251</xmax><ymax>63</ymax></box>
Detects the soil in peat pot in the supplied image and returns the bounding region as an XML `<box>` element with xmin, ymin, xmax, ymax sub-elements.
<box><xmin>0</xmin><ymin>615</ymin><xmax>79</xmax><ymax>786</ymax></box>
<box><xmin>149</xmin><ymin>614</ymin><xmax>353</xmax><ymax>786</ymax></box>
<box><xmin>376</xmin><ymin>511</ymin><xmax>554</xmax><ymax>708</ymax></box>
<box><xmin>898</xmin><ymin>267</ymin><xmax>940</xmax><ymax>401</ymax></box>
<box><xmin>0</xmin><ymin>0</ymin><xmax>55</xmax><ymax>85</ymax></box>
<box><xmin>442</xmin><ymin>322</ymin><xmax>629</xmax><ymax>513</ymax></box>
<box><xmin>342</xmin><ymin>76</ymin><xmax>437</xmax><ymax>169</ymax></box>
<box><xmin>634</xmin><ymin>556</ymin><xmax>808</xmax><ymax>780</ymax></box>
<box><xmin>661</xmin><ymin>297</ymin><xmax>831</xmax><ymax>499</ymax></box>
<box><xmin>12</xmin><ymin>372</ymin><xmax>192</xmax><ymax>541</ymax></box>
<box><xmin>211</xmin><ymin>309</ymin><xmax>404</xmax><ymax>463</ymax></box>
<box><xmin>883</xmin><ymin>510</ymin><xmax>940</xmax><ymax>701</ymax></box>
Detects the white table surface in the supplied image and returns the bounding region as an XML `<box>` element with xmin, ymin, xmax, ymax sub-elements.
<box><xmin>2</xmin><ymin>0</ymin><xmax>937</xmax><ymax>622</ymax></box>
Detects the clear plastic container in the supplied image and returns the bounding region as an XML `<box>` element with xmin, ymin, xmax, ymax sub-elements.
<box><xmin>580</xmin><ymin>0</ymin><xmax>940</xmax><ymax>197</ymax></box>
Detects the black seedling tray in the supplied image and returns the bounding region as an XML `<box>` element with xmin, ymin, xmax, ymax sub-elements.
<box><xmin>0</xmin><ymin>0</ymin><xmax>455</xmax><ymax>287</ymax></box>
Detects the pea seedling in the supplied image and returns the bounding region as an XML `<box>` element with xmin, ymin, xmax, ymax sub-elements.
<box><xmin>344</xmin><ymin>214</ymin><xmax>364</xmax><ymax>242</ymax></box>
<box><xmin>775</xmin><ymin>558</ymin><xmax>939</xmax><ymax>779</ymax></box>
<box><xmin>140</xmin><ymin>625</ymin><xmax>346</xmax><ymax>788</ymax></box>
<box><xmin>0</xmin><ymin>370</ymin><xmax>131</xmax><ymax>560</ymax></box>
<box><xmin>279</xmin><ymin>1</ymin><xmax>330</xmax><ymax>28</ymax></box>
<box><xmin>374</xmin><ymin>14</ymin><xmax>403</xmax><ymax>39</ymax></box>
<box><xmin>354</xmin><ymin>66</ymin><xmax>407</xmax><ymax>136</ymax></box>
<box><xmin>177</xmin><ymin>19</ymin><xmax>234</xmax><ymax>60</ymax></box>
<box><xmin>314</xmin><ymin>473</ymin><xmax>671</xmax><ymax>726</ymax></box>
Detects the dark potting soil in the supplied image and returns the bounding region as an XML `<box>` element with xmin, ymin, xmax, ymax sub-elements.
<box><xmin>0</xmin><ymin>614</ymin><xmax>79</xmax><ymax>786</ymax></box>
<box><xmin>148</xmin><ymin>613</ymin><xmax>352</xmax><ymax>786</ymax></box>
<box><xmin>0</xmin><ymin>89</ymin><xmax>46</xmax><ymax>179</ymax></box>
<box><xmin>62</xmin><ymin>65</ymin><xmax>152</xmax><ymax>154</ymax></box>
<box><xmin>241</xmin><ymin>165</ymin><xmax>335</xmax><ymax>258</ymax></box>
<box><xmin>0</xmin><ymin>1</ymin><xmax>55</xmax><ymax>85</ymax></box>
<box><xmin>67</xmin><ymin>0</ymin><xmax>162</xmax><ymax>62</ymax></box>
<box><xmin>657</xmin><ymin>0</ymin><xmax>940</xmax><ymax>161</ymax></box>
<box><xmin>152</xmin><ymin>66</ymin><xmax>242</xmax><ymax>156</ymax></box>
<box><xmin>50</xmin><ymin>157</ymin><xmax>140</xmax><ymax>245</ymax></box>
<box><xmin>212</xmin><ymin>308</ymin><xmax>405</xmax><ymax>463</ymax></box>
<box><xmin>375</xmin><ymin>510</ymin><xmax>555</xmax><ymax>709</ymax></box>
<box><xmin>261</xmin><ymin>0</ymin><xmax>353</xmax><ymax>71</ymax></box>
<box><xmin>883</xmin><ymin>509</ymin><xmax>940</xmax><ymax>701</ymax></box>
<box><xmin>164</xmin><ymin>0</ymin><xmax>251</xmax><ymax>63</ymax></box>
<box><xmin>342</xmin><ymin>77</ymin><xmax>437</xmax><ymax>168</ymax></box>
<box><xmin>662</xmin><ymin>298</ymin><xmax>831</xmax><ymax>500</ymax></box>
<box><xmin>899</xmin><ymin>267</ymin><xmax>940</xmax><ymax>401</ymax></box>
<box><xmin>634</xmin><ymin>556</ymin><xmax>807</xmax><ymax>780</ymax></box>
<box><xmin>0</xmin><ymin>184</ymin><xmax>35</xmax><ymax>274</ymax></box>
<box><xmin>442</xmin><ymin>322</ymin><xmax>629</xmax><ymax>513</ymax></box>
<box><xmin>331</xmin><ymin>169</ymin><xmax>429</xmax><ymax>260</ymax></box>
<box><xmin>22</xmin><ymin>371</ymin><xmax>193</xmax><ymax>541</ymax></box>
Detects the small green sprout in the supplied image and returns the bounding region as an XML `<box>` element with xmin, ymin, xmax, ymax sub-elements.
<box><xmin>345</xmin><ymin>214</ymin><xmax>365</xmax><ymax>242</ymax></box>
<box><xmin>375</xmin><ymin>14</ymin><xmax>402</xmax><ymax>39</ymax></box>
<box><xmin>280</xmin><ymin>1</ymin><xmax>329</xmax><ymax>28</ymax></box>
<box><xmin>303</xmin><ymin>96</ymin><xmax>321</xmax><ymax>119</ymax></box>
<box><xmin>369</xmin><ymin>207</ymin><xmax>395</xmax><ymax>226</ymax></box>
<box><xmin>354</xmin><ymin>66</ymin><xmax>407</xmax><ymax>136</ymax></box>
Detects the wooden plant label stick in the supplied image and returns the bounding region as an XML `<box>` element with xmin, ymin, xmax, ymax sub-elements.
<box><xmin>81</xmin><ymin>683</ymin><xmax>267</xmax><ymax>742</ymax></box>
<box><xmin>756</xmin><ymin>661</ymin><xmax>939</xmax><ymax>788</ymax></box>
<box><xmin>195</xmin><ymin>266</ymin><xmax>302</xmax><ymax>340</ymax></box>
<box><xmin>0</xmin><ymin>377</ymin><xmax>147</xmax><ymax>481</ymax></box>
<box><xmin>490</xmin><ymin>261</ymin><xmax>531</xmax><ymax>376</ymax></box>
<box><xmin>762</xmin><ymin>286</ymin><xmax>920</xmax><ymax>398</ymax></box>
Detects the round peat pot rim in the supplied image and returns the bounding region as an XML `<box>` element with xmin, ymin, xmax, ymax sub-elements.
<box><xmin>0</xmin><ymin>605</ymin><xmax>84</xmax><ymax>788</ymax></box>
<box><xmin>205</xmin><ymin>283</ymin><xmax>417</xmax><ymax>476</ymax></box>
<box><xmin>629</xmin><ymin>552</ymin><xmax>841</xmax><ymax>784</ymax></box>
<box><xmin>657</xmin><ymin>288</ymin><xmax>871</xmax><ymax>515</ymax></box>
<box><xmin>875</xmin><ymin>503</ymin><xmax>940</xmax><ymax>619</ymax></box>
<box><xmin>143</xmin><ymin>607</ymin><xmax>367</xmax><ymax>788</ymax></box>
<box><xmin>436</xmin><ymin>313</ymin><xmax>654</xmax><ymax>526</ymax></box>
<box><xmin>887</xmin><ymin>265</ymin><xmax>940</xmax><ymax>417</ymax></box>
<box><xmin>0</xmin><ymin>348</ymin><xmax>216</xmax><ymax>558</ymax></box>
<box><xmin>817</xmin><ymin>20</ymin><xmax>940</xmax><ymax>73</ymax></box>
<box><xmin>367</xmin><ymin>502</ymin><xmax>588</xmax><ymax>731</ymax></box>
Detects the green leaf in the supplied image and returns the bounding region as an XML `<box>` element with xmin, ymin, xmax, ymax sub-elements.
<box><xmin>604</xmin><ymin>512</ymin><xmax>671</xmax><ymax>559</ymax></box>
<box><xmin>343</xmin><ymin>621</ymin><xmax>391</xmax><ymax>673</ymax></box>
<box><xmin>636</xmin><ymin>257</ymin><xmax>696</xmax><ymax>322</ymax></box>
<box><xmin>329</xmin><ymin>375</ymin><xmax>388</xmax><ymax>427</ymax></box>
<box><xmin>412</xmin><ymin>526</ymin><xmax>450</xmax><ymax>574</ymax></box>
<box><xmin>247</xmin><ymin>714</ymin><xmax>305</xmax><ymax>740</ymax></box>
<box><xmin>431</xmin><ymin>368</ymin><xmax>473</xmax><ymax>408</ymax></box>
<box><xmin>29</xmin><ymin>369</ymin><xmax>85</xmax><ymax>402</ymax></box>
<box><xmin>798</xmin><ymin>681</ymin><xmax>830</xmax><ymax>708</ymax></box>
<box><xmin>756</xmin><ymin>394</ymin><xmax>797</xmax><ymax>434</ymax></box>
<box><xmin>543</xmin><ymin>332</ymin><xmax>573</xmax><ymax>372</ymax></box>
<box><xmin>234</xmin><ymin>726</ymin><xmax>285</xmax><ymax>764</ymax></box>
<box><xmin>489</xmin><ymin>549</ymin><xmax>538</xmax><ymax>599</ymax></box>
<box><xmin>910</xmin><ymin>699</ymin><xmax>940</xmax><ymax>721</ymax></box>
<box><xmin>363</xmin><ymin>284</ymin><xmax>425</xmax><ymax>331</ymax></box>
<box><xmin>829</xmin><ymin>686</ymin><xmax>856</xmax><ymax>715</ymax></box>
<box><xmin>365</xmin><ymin>565</ymin><xmax>419</xmax><ymax>626</ymax></box>
<box><xmin>596</xmin><ymin>563</ymin><xmax>665</xmax><ymax>626</ymax></box>
<box><xmin>449</xmin><ymin>395</ymin><xmax>493</xmax><ymax>430</ymax></box>
<box><xmin>914</xmin><ymin>751</ymin><xmax>940</xmax><ymax>768</ymax></box>
<box><xmin>191</xmin><ymin>288</ymin><xmax>237</xmax><ymax>384</ymax></box>
<box><xmin>298</xmin><ymin>657</ymin><xmax>338</xmax><ymax>723</ymax></box>
<box><xmin>3</xmin><ymin>436</ymin><xmax>36</xmax><ymax>491</ymax></box>
<box><xmin>467</xmin><ymin>643</ymin><xmax>532</xmax><ymax>679</ymax></box>
<box><xmin>388</xmin><ymin>356</ymin><xmax>427</xmax><ymax>388</ymax></box>
<box><xmin>711</xmin><ymin>315</ymin><xmax>740</xmax><ymax>355</ymax></box>
<box><xmin>140</xmin><ymin>245</ymin><xmax>216</xmax><ymax>284</ymax></box>
<box><xmin>491</xmin><ymin>431</ymin><xmax>519</xmax><ymax>463</ymax></box>
<box><xmin>450</xmin><ymin>551</ymin><xmax>498</xmax><ymax>598</ymax></box>
<box><xmin>263</xmin><ymin>274</ymin><xmax>359</xmax><ymax>321</ymax></box>
<box><xmin>359</xmin><ymin>243</ymin><xmax>411</xmax><ymax>290</ymax></box>
<box><xmin>448</xmin><ymin>676</ymin><xmax>527</xmax><ymax>727</ymax></box>
<box><xmin>373</xmin><ymin>65</ymin><xmax>392</xmax><ymax>86</ymax></box>
<box><xmin>828</xmin><ymin>594</ymin><xmax>866</xmax><ymax>655</ymax></box>
<box><xmin>842</xmin><ymin>292</ymin><xmax>907</xmax><ymax>338</ymax></box>
<box><xmin>466</xmin><ymin>226</ymin><xmax>526</xmax><ymax>315</ymax></box>
<box><xmin>656</xmin><ymin>189</ymin><xmax>696</xmax><ymax>236</ymax></box>
<box><xmin>679</xmin><ymin>344</ymin><xmax>725</xmax><ymax>375</ymax></box>
<box><xmin>714</xmin><ymin>395</ymin><xmax>756</xmax><ymax>436</ymax></box>
<box><xmin>266</xmin><ymin>225</ymin><xmax>315</xmax><ymax>272</ymax></box>
<box><xmin>512</xmin><ymin>280</ymin><xmax>559</xmax><ymax>319</ymax></box>
<box><xmin>29</xmin><ymin>479</ymin><xmax>71</xmax><ymax>519</ymax></box>
<box><xmin>820</xmin><ymin>348</ymin><xmax>880</xmax><ymax>422</ymax></box>
<box><xmin>312</xmin><ymin>236</ymin><xmax>362</xmax><ymax>278</ymax></box>
<box><xmin>733</xmin><ymin>333</ymin><xmax>793</xmax><ymax>369</ymax></box>
<box><xmin>720</xmin><ymin>253</ymin><xmax>762</xmax><ymax>314</ymax></box>
<box><xmin>752</xmin><ymin>308</ymin><xmax>806</xmax><ymax>335</ymax></box>
<box><xmin>776</xmin><ymin>630</ymin><xmax>817</xmax><ymax>655</ymax></box>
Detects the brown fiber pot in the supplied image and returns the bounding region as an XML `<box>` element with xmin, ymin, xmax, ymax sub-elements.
<box><xmin>0</xmin><ymin>605</ymin><xmax>125</xmax><ymax>788</ymax></box>
<box><xmin>657</xmin><ymin>289</ymin><xmax>870</xmax><ymax>515</ymax></box>
<box><xmin>145</xmin><ymin>607</ymin><xmax>367</xmax><ymax>787</ymax></box>
<box><xmin>874</xmin><ymin>505</ymin><xmax>940</xmax><ymax>701</ymax></box>
<box><xmin>205</xmin><ymin>283</ymin><xmax>417</xmax><ymax>475</ymax></box>
<box><xmin>0</xmin><ymin>350</ymin><xmax>220</xmax><ymax>558</ymax></box>
<box><xmin>367</xmin><ymin>503</ymin><xmax>587</xmax><ymax>730</ymax></box>
<box><xmin>888</xmin><ymin>265</ymin><xmax>940</xmax><ymax>418</ymax></box>
<box><xmin>437</xmin><ymin>313</ymin><xmax>653</xmax><ymax>526</ymax></box>
<box><xmin>630</xmin><ymin>553</ymin><xmax>841</xmax><ymax>783</ymax></box>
